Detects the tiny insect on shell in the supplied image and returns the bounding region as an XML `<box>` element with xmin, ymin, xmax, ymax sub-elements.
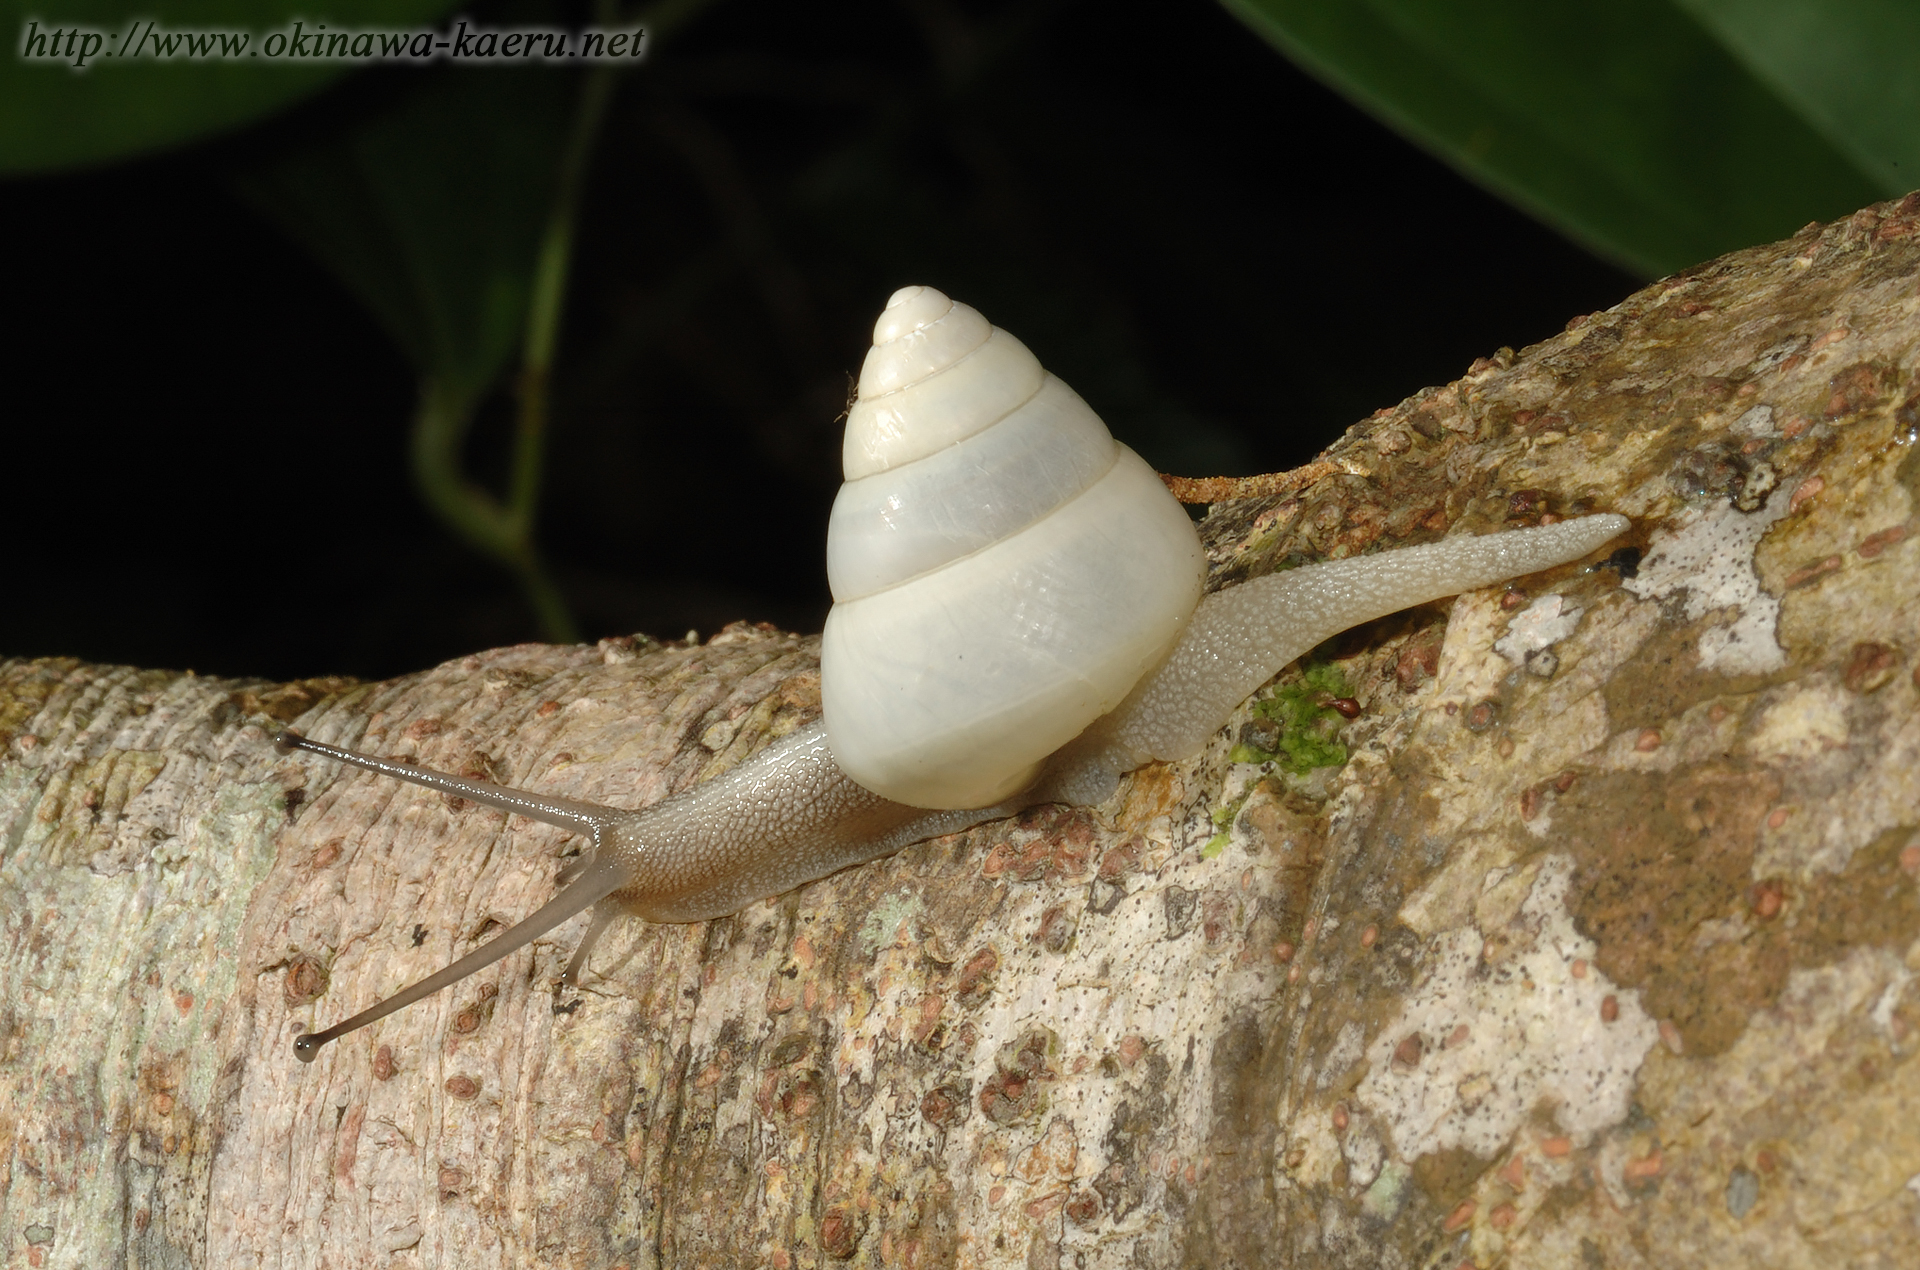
<box><xmin>279</xmin><ymin>285</ymin><xmax>1630</xmax><ymax>1062</ymax></box>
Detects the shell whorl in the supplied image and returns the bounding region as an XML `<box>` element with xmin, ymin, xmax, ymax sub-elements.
<box><xmin>823</xmin><ymin>286</ymin><xmax>1206</xmax><ymax>810</ymax></box>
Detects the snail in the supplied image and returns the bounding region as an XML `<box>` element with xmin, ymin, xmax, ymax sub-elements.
<box><xmin>280</xmin><ymin>285</ymin><xmax>1628</xmax><ymax>1062</ymax></box>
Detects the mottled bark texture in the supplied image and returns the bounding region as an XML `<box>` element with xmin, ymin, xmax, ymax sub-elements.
<box><xmin>7</xmin><ymin>194</ymin><xmax>1920</xmax><ymax>1269</ymax></box>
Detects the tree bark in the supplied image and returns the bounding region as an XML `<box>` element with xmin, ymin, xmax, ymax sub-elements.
<box><xmin>5</xmin><ymin>194</ymin><xmax>1920</xmax><ymax>1269</ymax></box>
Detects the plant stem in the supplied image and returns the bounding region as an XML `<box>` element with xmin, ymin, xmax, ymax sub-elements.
<box><xmin>411</xmin><ymin>377</ymin><xmax>582</xmax><ymax>644</ymax></box>
<box><xmin>511</xmin><ymin>36</ymin><xmax>622</xmax><ymax>529</ymax></box>
<box><xmin>417</xmin><ymin>0</ymin><xmax>721</xmax><ymax>645</ymax></box>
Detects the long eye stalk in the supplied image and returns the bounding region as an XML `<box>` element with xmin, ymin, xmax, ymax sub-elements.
<box><xmin>289</xmin><ymin>853</ymin><xmax>630</xmax><ymax>1062</ymax></box>
<box><xmin>277</xmin><ymin>730</ymin><xmax>628</xmax><ymax>1063</ymax></box>
<box><xmin>276</xmin><ymin>730</ymin><xmax>612</xmax><ymax>834</ymax></box>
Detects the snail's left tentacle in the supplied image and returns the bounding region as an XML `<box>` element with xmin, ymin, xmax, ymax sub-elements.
<box><xmin>558</xmin><ymin>904</ymin><xmax>622</xmax><ymax>988</ymax></box>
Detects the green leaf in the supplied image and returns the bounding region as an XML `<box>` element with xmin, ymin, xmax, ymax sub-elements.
<box><xmin>241</xmin><ymin>66</ymin><xmax>576</xmax><ymax>401</ymax></box>
<box><xmin>1676</xmin><ymin>0</ymin><xmax>1920</xmax><ymax>196</ymax></box>
<box><xmin>0</xmin><ymin>0</ymin><xmax>460</xmax><ymax>174</ymax></box>
<box><xmin>1220</xmin><ymin>0</ymin><xmax>1885</xmax><ymax>276</ymax></box>
<box><xmin>239</xmin><ymin>63</ymin><xmax>587</xmax><ymax>642</ymax></box>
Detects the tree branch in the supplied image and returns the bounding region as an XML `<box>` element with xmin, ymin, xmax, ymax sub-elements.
<box><xmin>4</xmin><ymin>193</ymin><xmax>1919</xmax><ymax>1268</ymax></box>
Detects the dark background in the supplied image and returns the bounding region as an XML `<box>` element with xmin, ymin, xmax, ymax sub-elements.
<box><xmin>2</xmin><ymin>0</ymin><xmax>1639</xmax><ymax>683</ymax></box>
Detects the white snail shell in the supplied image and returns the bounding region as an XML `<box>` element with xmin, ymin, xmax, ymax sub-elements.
<box><xmin>821</xmin><ymin>286</ymin><xmax>1207</xmax><ymax>809</ymax></box>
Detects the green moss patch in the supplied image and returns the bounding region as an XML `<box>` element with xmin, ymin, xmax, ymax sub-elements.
<box><xmin>1228</xmin><ymin>662</ymin><xmax>1355</xmax><ymax>775</ymax></box>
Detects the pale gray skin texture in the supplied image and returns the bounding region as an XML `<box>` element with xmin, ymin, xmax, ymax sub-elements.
<box><xmin>285</xmin><ymin>513</ymin><xmax>1628</xmax><ymax>1060</ymax></box>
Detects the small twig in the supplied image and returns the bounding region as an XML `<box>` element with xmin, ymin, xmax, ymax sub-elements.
<box><xmin>1159</xmin><ymin>457</ymin><xmax>1360</xmax><ymax>505</ymax></box>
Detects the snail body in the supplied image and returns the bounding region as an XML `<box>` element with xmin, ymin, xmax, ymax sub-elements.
<box><xmin>281</xmin><ymin>287</ymin><xmax>1630</xmax><ymax>1062</ymax></box>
